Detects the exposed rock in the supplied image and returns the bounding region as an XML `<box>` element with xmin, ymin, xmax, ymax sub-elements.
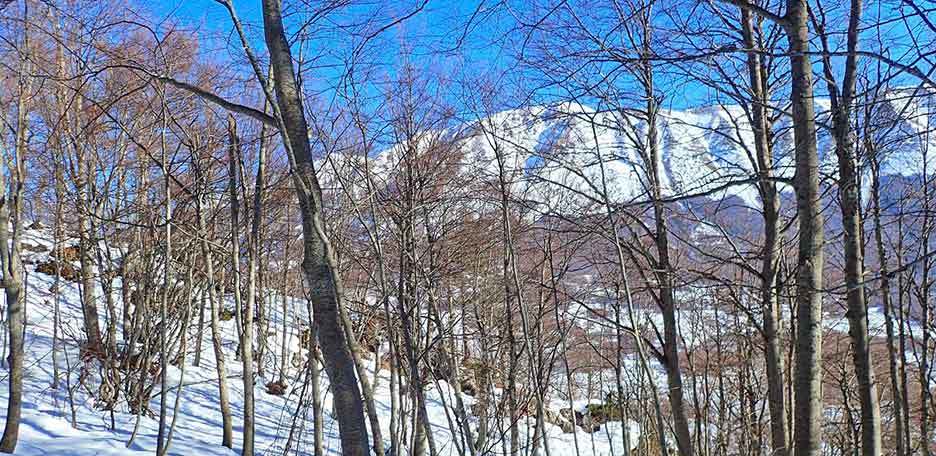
<box><xmin>36</xmin><ymin>259</ymin><xmax>79</xmax><ymax>282</ymax></box>
<box><xmin>459</xmin><ymin>375</ymin><xmax>478</xmax><ymax>397</ymax></box>
<box><xmin>458</xmin><ymin>357</ymin><xmax>491</xmax><ymax>397</ymax></box>
<box><xmin>559</xmin><ymin>397</ymin><xmax>629</xmax><ymax>434</ymax></box>
<box><xmin>585</xmin><ymin>400</ymin><xmax>625</xmax><ymax>426</ymax></box>
<box><xmin>265</xmin><ymin>380</ymin><xmax>288</xmax><ymax>396</ymax></box>
<box><xmin>543</xmin><ymin>408</ymin><xmax>575</xmax><ymax>433</ymax></box>
<box><xmin>560</xmin><ymin>407</ymin><xmax>583</xmax><ymax>425</ymax></box>
<box><xmin>22</xmin><ymin>242</ymin><xmax>49</xmax><ymax>254</ymax></box>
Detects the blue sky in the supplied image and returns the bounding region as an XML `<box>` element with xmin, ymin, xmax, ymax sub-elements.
<box><xmin>137</xmin><ymin>1</ymin><xmax>733</xmax><ymax>114</ymax></box>
<box><xmin>137</xmin><ymin>0</ymin><xmax>934</xmax><ymax>119</ymax></box>
<box><xmin>140</xmin><ymin>0</ymin><xmax>520</xmax><ymax>118</ymax></box>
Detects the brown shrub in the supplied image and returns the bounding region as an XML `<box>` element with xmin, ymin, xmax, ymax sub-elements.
<box><xmin>52</xmin><ymin>245</ymin><xmax>80</xmax><ymax>262</ymax></box>
<box><xmin>219</xmin><ymin>307</ymin><xmax>236</xmax><ymax>321</ymax></box>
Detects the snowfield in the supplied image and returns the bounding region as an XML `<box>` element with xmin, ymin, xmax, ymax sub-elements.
<box><xmin>0</xmin><ymin>227</ymin><xmax>636</xmax><ymax>455</ymax></box>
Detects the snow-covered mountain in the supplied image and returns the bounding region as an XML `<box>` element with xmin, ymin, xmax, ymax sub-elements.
<box><xmin>6</xmin><ymin>88</ymin><xmax>934</xmax><ymax>454</ymax></box>
<box><xmin>348</xmin><ymin>92</ymin><xmax>936</xmax><ymax>216</ymax></box>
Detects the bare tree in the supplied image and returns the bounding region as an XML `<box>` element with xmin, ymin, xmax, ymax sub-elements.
<box><xmin>0</xmin><ymin>7</ymin><xmax>30</xmax><ymax>450</ymax></box>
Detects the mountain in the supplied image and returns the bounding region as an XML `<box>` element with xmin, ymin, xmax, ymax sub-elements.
<box><xmin>353</xmin><ymin>92</ymin><xmax>936</xmax><ymax>217</ymax></box>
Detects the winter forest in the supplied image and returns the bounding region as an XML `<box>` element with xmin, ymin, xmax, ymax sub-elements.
<box><xmin>0</xmin><ymin>0</ymin><xmax>934</xmax><ymax>455</ymax></box>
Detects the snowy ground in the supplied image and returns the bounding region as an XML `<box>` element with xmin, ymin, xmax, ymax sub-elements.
<box><xmin>0</xmin><ymin>228</ymin><xmax>633</xmax><ymax>455</ymax></box>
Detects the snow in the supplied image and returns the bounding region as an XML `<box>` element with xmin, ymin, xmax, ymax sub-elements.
<box><xmin>6</xmin><ymin>82</ymin><xmax>935</xmax><ymax>452</ymax></box>
<box><xmin>318</xmin><ymin>92</ymin><xmax>936</xmax><ymax>220</ymax></box>
<box><xmin>0</xmin><ymin>227</ymin><xmax>638</xmax><ymax>455</ymax></box>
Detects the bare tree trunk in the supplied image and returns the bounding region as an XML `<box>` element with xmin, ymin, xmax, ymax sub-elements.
<box><xmin>190</xmin><ymin>136</ymin><xmax>234</xmax><ymax>447</ymax></box>
<box><xmin>642</xmin><ymin>45</ymin><xmax>694</xmax><ymax>456</ymax></box>
<box><xmin>589</xmin><ymin>115</ymin><xmax>669</xmax><ymax>456</ymax></box>
<box><xmin>0</xmin><ymin>46</ymin><xmax>29</xmax><ymax>451</ymax></box>
<box><xmin>786</xmin><ymin>0</ymin><xmax>826</xmax><ymax>453</ymax></box>
<box><xmin>194</xmin><ymin>279</ymin><xmax>206</xmax><ymax>367</ymax></box>
<box><xmin>359</xmin><ymin>138</ymin><xmax>402</xmax><ymax>455</ymax></box>
<box><xmin>197</xmin><ymin>196</ymin><xmax>234</xmax><ymax>448</ymax></box>
<box><xmin>834</xmin><ymin>82</ymin><xmax>883</xmax><ymax>456</ymax></box>
<box><xmin>243</xmin><ymin>120</ymin><xmax>265</xmax><ymax>455</ymax></box>
<box><xmin>708</xmin><ymin>2</ymin><xmax>827</xmax><ymax>452</ymax></box>
<box><xmin>0</xmin><ymin>277</ymin><xmax>23</xmax><ymax>454</ymax></box>
<box><xmin>895</xmin><ymin>212</ymin><xmax>912</xmax><ymax>453</ymax></box>
<box><xmin>161</xmin><ymin>252</ymin><xmax>196</xmax><ymax>456</ymax></box>
<box><xmin>915</xmin><ymin>142</ymin><xmax>933</xmax><ymax>456</ymax></box>
<box><xmin>226</xmin><ymin>115</ymin><xmax>255</xmax><ymax>456</ymax></box>
<box><xmin>741</xmin><ymin>9</ymin><xmax>788</xmax><ymax>456</ymax></box>
<box><xmin>303</xmin><ymin>292</ymin><xmax>325</xmax><ymax>456</ymax></box>
<box><xmin>256</xmin><ymin>2</ymin><xmax>370</xmax><ymax>452</ymax></box>
<box><xmin>278</xmin><ymin>226</ymin><xmax>291</xmax><ymax>384</ymax></box>
<box><xmin>870</xmin><ymin>148</ymin><xmax>905</xmax><ymax>456</ymax></box>
<box><xmin>396</xmin><ymin>206</ymin><xmax>438</xmax><ymax>456</ymax></box>
<box><xmin>76</xmin><ymin>114</ymin><xmax>101</xmax><ymax>355</ymax></box>
<box><xmin>51</xmin><ymin>14</ymin><xmax>67</xmax><ymax>391</ymax></box>
<box><xmin>475</xmin><ymin>111</ymin><xmax>549</xmax><ymax>456</ymax></box>
<box><xmin>815</xmin><ymin>0</ymin><xmax>883</xmax><ymax>450</ymax></box>
<box><xmin>177</xmin><ymin>2</ymin><xmax>369</xmax><ymax>450</ymax></box>
<box><xmin>156</xmin><ymin>103</ymin><xmax>172</xmax><ymax>456</ymax></box>
<box><xmin>545</xmin><ymin>235</ymin><xmax>581</xmax><ymax>456</ymax></box>
<box><xmin>336</xmin><ymin>289</ymin><xmax>385</xmax><ymax>456</ymax></box>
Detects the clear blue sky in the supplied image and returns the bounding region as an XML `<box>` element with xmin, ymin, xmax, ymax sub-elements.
<box><xmin>141</xmin><ymin>0</ymin><xmax>522</xmax><ymax>118</ymax></box>
<box><xmin>137</xmin><ymin>0</ymin><xmax>933</xmax><ymax>119</ymax></box>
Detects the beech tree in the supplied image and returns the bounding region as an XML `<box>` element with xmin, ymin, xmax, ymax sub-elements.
<box><xmin>0</xmin><ymin>0</ymin><xmax>934</xmax><ymax>455</ymax></box>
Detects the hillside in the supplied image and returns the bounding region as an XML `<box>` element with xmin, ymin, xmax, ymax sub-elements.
<box><xmin>0</xmin><ymin>226</ymin><xmax>635</xmax><ymax>456</ymax></box>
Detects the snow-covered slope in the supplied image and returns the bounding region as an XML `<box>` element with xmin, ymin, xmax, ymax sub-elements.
<box><xmin>0</xmin><ymin>226</ymin><xmax>635</xmax><ymax>455</ymax></box>
<box><xmin>5</xmin><ymin>90</ymin><xmax>933</xmax><ymax>455</ymax></box>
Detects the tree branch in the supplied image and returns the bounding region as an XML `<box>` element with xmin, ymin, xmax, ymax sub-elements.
<box><xmin>153</xmin><ymin>75</ymin><xmax>277</xmax><ymax>127</ymax></box>
<box><xmin>711</xmin><ymin>0</ymin><xmax>789</xmax><ymax>26</ymax></box>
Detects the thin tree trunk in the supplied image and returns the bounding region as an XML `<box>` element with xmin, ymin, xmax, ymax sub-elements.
<box><xmin>0</xmin><ymin>59</ymin><xmax>28</xmax><ymax>450</ymax></box>
<box><xmin>226</xmin><ymin>115</ymin><xmax>254</xmax><ymax>456</ymax></box>
<box><xmin>75</xmin><ymin>98</ymin><xmax>101</xmax><ymax>356</ymax></box>
<box><xmin>194</xmin><ymin>280</ymin><xmax>206</xmax><ymax>367</ymax></box>
<box><xmin>641</xmin><ymin>39</ymin><xmax>694</xmax><ymax>456</ymax></box>
<box><xmin>870</xmin><ymin>149</ymin><xmax>905</xmax><ymax>456</ymax></box>
<box><xmin>243</xmin><ymin>117</ymin><xmax>264</xmax><ymax>456</ymax></box>
<box><xmin>161</xmin><ymin>253</ymin><xmax>196</xmax><ymax>456</ymax></box>
<box><xmin>197</xmin><ymin>185</ymin><xmax>234</xmax><ymax>448</ymax></box>
<box><xmin>814</xmin><ymin>1</ymin><xmax>883</xmax><ymax>450</ymax></box>
<box><xmin>741</xmin><ymin>9</ymin><xmax>788</xmax><ymax>456</ymax></box>
<box><xmin>156</xmin><ymin>103</ymin><xmax>172</xmax><ymax>456</ymax></box>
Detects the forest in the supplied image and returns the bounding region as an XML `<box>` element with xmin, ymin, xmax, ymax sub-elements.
<box><xmin>0</xmin><ymin>0</ymin><xmax>934</xmax><ymax>455</ymax></box>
